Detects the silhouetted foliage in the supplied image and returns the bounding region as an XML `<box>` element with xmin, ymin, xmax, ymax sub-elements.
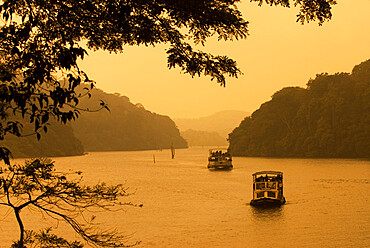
<box><xmin>72</xmin><ymin>87</ymin><xmax>187</xmax><ymax>151</ymax></box>
<box><xmin>0</xmin><ymin>158</ymin><xmax>139</xmax><ymax>247</ymax></box>
<box><xmin>229</xmin><ymin>60</ymin><xmax>370</xmax><ymax>158</ymax></box>
<box><xmin>11</xmin><ymin>228</ymin><xmax>84</xmax><ymax>248</ymax></box>
<box><xmin>250</xmin><ymin>0</ymin><xmax>336</xmax><ymax>25</ymax></box>
<box><xmin>0</xmin><ymin>0</ymin><xmax>336</xmax><ymax>163</ymax></box>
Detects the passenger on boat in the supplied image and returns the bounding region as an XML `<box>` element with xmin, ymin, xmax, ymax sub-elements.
<box><xmin>256</xmin><ymin>176</ymin><xmax>263</xmax><ymax>182</ymax></box>
<box><xmin>276</xmin><ymin>174</ymin><xmax>282</xmax><ymax>182</ymax></box>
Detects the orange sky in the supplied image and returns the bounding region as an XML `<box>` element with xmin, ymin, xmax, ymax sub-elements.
<box><xmin>80</xmin><ymin>0</ymin><xmax>370</xmax><ymax>118</ymax></box>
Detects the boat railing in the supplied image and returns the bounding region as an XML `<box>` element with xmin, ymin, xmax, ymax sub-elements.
<box><xmin>255</xmin><ymin>182</ymin><xmax>277</xmax><ymax>190</ymax></box>
<box><xmin>208</xmin><ymin>155</ymin><xmax>232</xmax><ymax>162</ymax></box>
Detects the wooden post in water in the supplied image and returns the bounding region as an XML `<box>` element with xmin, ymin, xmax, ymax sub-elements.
<box><xmin>153</xmin><ymin>154</ymin><xmax>156</xmax><ymax>163</ymax></box>
<box><xmin>171</xmin><ymin>143</ymin><xmax>175</xmax><ymax>159</ymax></box>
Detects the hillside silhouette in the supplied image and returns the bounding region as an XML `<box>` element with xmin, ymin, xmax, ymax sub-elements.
<box><xmin>229</xmin><ymin>59</ymin><xmax>370</xmax><ymax>158</ymax></box>
<box><xmin>72</xmin><ymin>87</ymin><xmax>187</xmax><ymax>151</ymax></box>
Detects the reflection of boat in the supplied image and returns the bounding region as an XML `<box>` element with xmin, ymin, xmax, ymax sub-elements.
<box><xmin>250</xmin><ymin>171</ymin><xmax>286</xmax><ymax>206</ymax></box>
<box><xmin>207</xmin><ymin>149</ymin><xmax>233</xmax><ymax>170</ymax></box>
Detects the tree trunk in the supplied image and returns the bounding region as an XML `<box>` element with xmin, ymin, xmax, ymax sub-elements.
<box><xmin>14</xmin><ymin>208</ymin><xmax>24</xmax><ymax>248</ymax></box>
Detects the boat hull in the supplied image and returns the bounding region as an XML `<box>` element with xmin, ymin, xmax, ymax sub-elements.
<box><xmin>250</xmin><ymin>197</ymin><xmax>286</xmax><ymax>207</ymax></box>
<box><xmin>207</xmin><ymin>164</ymin><xmax>233</xmax><ymax>170</ymax></box>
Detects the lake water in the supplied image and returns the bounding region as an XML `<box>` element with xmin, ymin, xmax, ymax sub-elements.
<box><xmin>1</xmin><ymin>147</ymin><xmax>369</xmax><ymax>247</ymax></box>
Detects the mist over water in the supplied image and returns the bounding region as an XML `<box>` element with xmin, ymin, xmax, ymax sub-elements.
<box><xmin>1</xmin><ymin>147</ymin><xmax>369</xmax><ymax>247</ymax></box>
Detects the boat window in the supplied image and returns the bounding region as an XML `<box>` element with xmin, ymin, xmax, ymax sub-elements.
<box><xmin>267</xmin><ymin>191</ymin><xmax>276</xmax><ymax>198</ymax></box>
<box><xmin>267</xmin><ymin>182</ymin><xmax>276</xmax><ymax>189</ymax></box>
<box><xmin>256</xmin><ymin>182</ymin><xmax>265</xmax><ymax>190</ymax></box>
<box><xmin>257</xmin><ymin>191</ymin><xmax>265</xmax><ymax>198</ymax></box>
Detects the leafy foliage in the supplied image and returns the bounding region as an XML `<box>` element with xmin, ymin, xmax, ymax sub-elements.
<box><xmin>250</xmin><ymin>0</ymin><xmax>336</xmax><ymax>25</ymax></box>
<box><xmin>0</xmin><ymin>158</ymin><xmax>139</xmax><ymax>247</ymax></box>
<box><xmin>0</xmin><ymin>0</ymin><xmax>336</xmax><ymax>164</ymax></box>
<box><xmin>229</xmin><ymin>59</ymin><xmax>370</xmax><ymax>158</ymax></box>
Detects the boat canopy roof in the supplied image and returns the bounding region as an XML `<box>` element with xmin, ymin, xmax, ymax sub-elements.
<box><xmin>209</xmin><ymin>148</ymin><xmax>229</xmax><ymax>153</ymax></box>
<box><xmin>252</xmin><ymin>171</ymin><xmax>283</xmax><ymax>176</ymax></box>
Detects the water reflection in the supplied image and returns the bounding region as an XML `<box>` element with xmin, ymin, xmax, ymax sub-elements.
<box><xmin>249</xmin><ymin>204</ymin><xmax>285</xmax><ymax>221</ymax></box>
<box><xmin>3</xmin><ymin>148</ymin><xmax>369</xmax><ymax>247</ymax></box>
<box><xmin>207</xmin><ymin>169</ymin><xmax>233</xmax><ymax>173</ymax></box>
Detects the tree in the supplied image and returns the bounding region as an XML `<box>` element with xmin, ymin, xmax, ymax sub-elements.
<box><xmin>0</xmin><ymin>158</ymin><xmax>139</xmax><ymax>247</ymax></box>
<box><xmin>0</xmin><ymin>0</ymin><xmax>336</xmax><ymax>163</ymax></box>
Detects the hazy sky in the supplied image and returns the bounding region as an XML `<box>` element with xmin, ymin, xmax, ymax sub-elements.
<box><xmin>80</xmin><ymin>0</ymin><xmax>370</xmax><ymax>118</ymax></box>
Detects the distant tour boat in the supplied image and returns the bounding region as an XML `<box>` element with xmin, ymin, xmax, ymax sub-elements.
<box><xmin>207</xmin><ymin>148</ymin><xmax>233</xmax><ymax>170</ymax></box>
<box><xmin>250</xmin><ymin>171</ymin><xmax>286</xmax><ymax>206</ymax></box>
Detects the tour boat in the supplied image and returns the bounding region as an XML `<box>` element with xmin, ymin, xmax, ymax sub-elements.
<box><xmin>250</xmin><ymin>171</ymin><xmax>286</xmax><ymax>206</ymax></box>
<box><xmin>207</xmin><ymin>148</ymin><xmax>233</xmax><ymax>170</ymax></box>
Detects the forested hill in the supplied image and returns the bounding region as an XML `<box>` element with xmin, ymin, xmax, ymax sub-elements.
<box><xmin>229</xmin><ymin>60</ymin><xmax>370</xmax><ymax>158</ymax></box>
<box><xmin>71</xmin><ymin>87</ymin><xmax>188</xmax><ymax>151</ymax></box>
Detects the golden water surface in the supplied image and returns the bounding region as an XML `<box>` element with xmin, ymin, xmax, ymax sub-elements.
<box><xmin>1</xmin><ymin>147</ymin><xmax>369</xmax><ymax>247</ymax></box>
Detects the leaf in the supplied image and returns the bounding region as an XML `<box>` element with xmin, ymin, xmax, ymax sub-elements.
<box><xmin>35</xmin><ymin>119</ymin><xmax>40</xmax><ymax>131</ymax></box>
<box><xmin>41</xmin><ymin>112</ymin><xmax>49</xmax><ymax>124</ymax></box>
<box><xmin>11</xmin><ymin>46</ymin><xmax>20</xmax><ymax>55</ymax></box>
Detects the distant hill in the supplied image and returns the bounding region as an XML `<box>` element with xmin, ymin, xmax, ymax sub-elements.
<box><xmin>71</xmin><ymin>87</ymin><xmax>188</xmax><ymax>151</ymax></box>
<box><xmin>174</xmin><ymin>110</ymin><xmax>249</xmax><ymax>138</ymax></box>
<box><xmin>181</xmin><ymin>129</ymin><xmax>227</xmax><ymax>147</ymax></box>
<box><xmin>229</xmin><ymin>59</ymin><xmax>370</xmax><ymax>158</ymax></box>
<box><xmin>1</xmin><ymin>121</ymin><xmax>84</xmax><ymax>158</ymax></box>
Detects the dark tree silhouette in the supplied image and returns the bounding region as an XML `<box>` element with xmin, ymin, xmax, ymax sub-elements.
<box><xmin>0</xmin><ymin>158</ymin><xmax>140</xmax><ymax>247</ymax></box>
